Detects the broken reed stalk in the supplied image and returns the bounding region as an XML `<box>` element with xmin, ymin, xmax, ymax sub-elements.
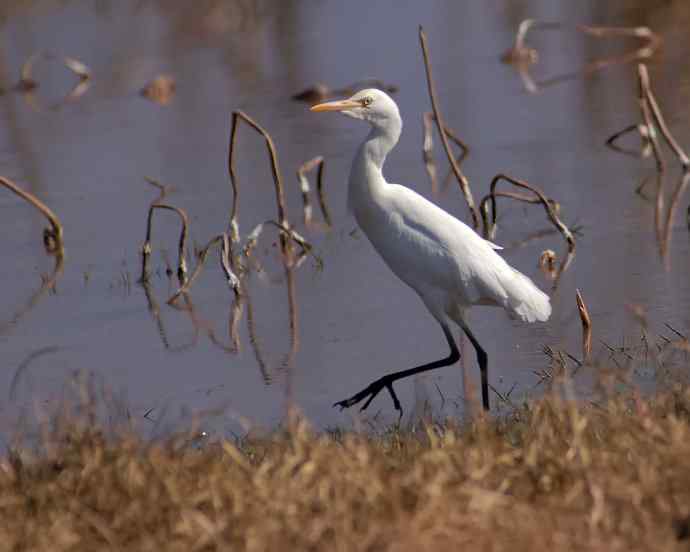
<box><xmin>422</xmin><ymin>112</ymin><xmax>470</xmax><ymax>195</ymax></box>
<box><xmin>18</xmin><ymin>52</ymin><xmax>92</xmax><ymax>109</ymax></box>
<box><xmin>167</xmin><ymin>232</ymin><xmax>243</xmax><ymax>305</ymax></box>
<box><xmin>243</xmin><ymin>220</ymin><xmax>312</xmax><ymax>261</ymax></box>
<box><xmin>220</xmin><ymin>233</ymin><xmax>241</xmax><ymax>293</ymax></box>
<box><xmin>605</xmin><ymin>123</ymin><xmax>651</xmax><ymax>158</ymax></box>
<box><xmin>418</xmin><ymin>25</ymin><xmax>479</xmax><ymax>228</ymax></box>
<box><xmin>227</xmin><ymin>111</ymin><xmax>290</xmax><ymax>243</ymax></box>
<box><xmin>297</xmin><ymin>156</ymin><xmax>329</xmax><ymax>226</ymax></box>
<box><xmin>0</xmin><ymin>176</ymin><xmax>64</xmax><ymax>257</ymax></box>
<box><xmin>639</xmin><ymin>64</ymin><xmax>690</xmax><ymax>170</ymax></box>
<box><xmin>315</xmin><ymin>158</ymin><xmax>331</xmax><ymax>227</ymax></box>
<box><xmin>167</xmin><ymin>235</ymin><xmax>223</xmax><ymax>305</ymax></box>
<box><xmin>140</xmin><ymin>204</ymin><xmax>189</xmax><ymax>285</ymax></box>
<box><xmin>480</xmin><ymin>174</ymin><xmax>575</xmax><ymax>252</ymax></box>
<box><xmin>144</xmin><ymin>177</ymin><xmax>171</xmax><ymax>204</ymax></box>
<box><xmin>607</xmin><ymin>64</ymin><xmax>689</xmax><ymax>173</ymax></box>
<box><xmin>575</xmin><ymin>288</ymin><xmax>592</xmax><ymax>363</ymax></box>
<box><xmin>422</xmin><ymin>112</ymin><xmax>439</xmax><ymax>194</ymax></box>
<box><xmin>638</xmin><ymin>65</ymin><xmax>666</xmax><ymax>172</ymax></box>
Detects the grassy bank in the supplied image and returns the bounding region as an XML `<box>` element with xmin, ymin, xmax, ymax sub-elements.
<box><xmin>2</xmin><ymin>384</ymin><xmax>690</xmax><ymax>551</ymax></box>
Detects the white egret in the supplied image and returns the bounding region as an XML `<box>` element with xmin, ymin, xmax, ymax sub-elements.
<box><xmin>311</xmin><ymin>89</ymin><xmax>551</xmax><ymax>413</ymax></box>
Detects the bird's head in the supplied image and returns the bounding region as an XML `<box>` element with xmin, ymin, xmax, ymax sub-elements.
<box><xmin>311</xmin><ymin>88</ymin><xmax>400</xmax><ymax>130</ymax></box>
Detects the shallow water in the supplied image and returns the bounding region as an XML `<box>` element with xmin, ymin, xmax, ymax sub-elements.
<box><xmin>1</xmin><ymin>0</ymin><xmax>689</xmax><ymax>435</ymax></box>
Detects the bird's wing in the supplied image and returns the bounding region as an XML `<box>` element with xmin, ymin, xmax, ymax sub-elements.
<box><xmin>382</xmin><ymin>185</ymin><xmax>549</xmax><ymax>322</ymax></box>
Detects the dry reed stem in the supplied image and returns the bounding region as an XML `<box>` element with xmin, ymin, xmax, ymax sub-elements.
<box><xmin>296</xmin><ymin>156</ymin><xmax>328</xmax><ymax>227</ymax></box>
<box><xmin>227</xmin><ymin>111</ymin><xmax>289</xmax><ymax>243</ymax></box>
<box><xmin>551</xmin><ymin>248</ymin><xmax>576</xmax><ymax>292</ymax></box>
<box><xmin>638</xmin><ymin>65</ymin><xmax>666</xmax><ymax>172</ymax></box>
<box><xmin>243</xmin><ymin>220</ymin><xmax>312</xmax><ymax>261</ymax></box>
<box><xmin>167</xmin><ymin>232</ymin><xmax>242</xmax><ymax>306</ymax></box>
<box><xmin>419</xmin><ymin>26</ymin><xmax>479</xmax><ymax>228</ymax></box>
<box><xmin>0</xmin><ymin>176</ymin><xmax>64</xmax><ymax>257</ymax></box>
<box><xmin>480</xmin><ymin>173</ymin><xmax>575</xmax><ymax>252</ymax></box>
<box><xmin>165</xmin><ymin>235</ymin><xmax>243</xmax><ymax>354</ymax></box>
<box><xmin>576</xmin><ymin>289</ymin><xmax>592</xmax><ymax>363</ymax></box>
<box><xmin>422</xmin><ymin>112</ymin><xmax>470</xmax><ymax>195</ymax></box>
<box><xmin>608</xmin><ymin>64</ymin><xmax>689</xmax><ymax>173</ymax></box>
<box><xmin>167</xmin><ymin>235</ymin><xmax>224</xmax><ymax>305</ymax></box>
<box><xmin>639</xmin><ymin>64</ymin><xmax>690</xmax><ymax>170</ymax></box>
<box><xmin>605</xmin><ymin>123</ymin><xmax>651</xmax><ymax>158</ymax></box>
<box><xmin>220</xmin><ymin>232</ymin><xmax>241</xmax><ymax>293</ymax></box>
<box><xmin>144</xmin><ymin>176</ymin><xmax>172</xmax><ymax>203</ymax></box>
<box><xmin>315</xmin><ymin>158</ymin><xmax>332</xmax><ymax>227</ymax></box>
<box><xmin>140</xmin><ymin>203</ymin><xmax>189</xmax><ymax>285</ymax></box>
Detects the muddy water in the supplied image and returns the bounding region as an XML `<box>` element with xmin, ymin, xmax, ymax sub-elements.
<box><xmin>1</xmin><ymin>1</ymin><xmax>689</xmax><ymax>435</ymax></box>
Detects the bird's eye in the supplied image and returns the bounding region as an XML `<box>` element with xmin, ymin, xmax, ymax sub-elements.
<box><xmin>360</xmin><ymin>96</ymin><xmax>373</xmax><ymax>107</ymax></box>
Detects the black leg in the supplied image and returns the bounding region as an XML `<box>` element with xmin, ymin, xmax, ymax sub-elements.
<box><xmin>458</xmin><ymin>321</ymin><xmax>489</xmax><ymax>411</ymax></box>
<box><xmin>334</xmin><ymin>323</ymin><xmax>460</xmax><ymax>415</ymax></box>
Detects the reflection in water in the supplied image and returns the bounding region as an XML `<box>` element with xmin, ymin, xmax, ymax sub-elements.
<box><xmin>0</xmin><ymin>176</ymin><xmax>64</xmax><ymax>336</ymax></box>
<box><xmin>292</xmin><ymin>79</ymin><xmax>399</xmax><ymax>104</ymax></box>
<box><xmin>0</xmin><ymin>252</ymin><xmax>63</xmax><ymax>337</ymax></box>
<box><xmin>8</xmin><ymin>345</ymin><xmax>62</xmax><ymax>401</ymax></box>
<box><xmin>657</xmin><ymin>171</ymin><xmax>690</xmax><ymax>271</ymax></box>
<box><xmin>296</xmin><ymin>156</ymin><xmax>330</xmax><ymax>228</ymax></box>
<box><xmin>16</xmin><ymin>52</ymin><xmax>91</xmax><ymax>111</ymax></box>
<box><xmin>503</xmin><ymin>20</ymin><xmax>661</xmax><ymax>94</ymax></box>
<box><xmin>142</xmin><ymin>280</ymin><xmax>199</xmax><ymax>352</ymax></box>
<box><xmin>608</xmin><ymin>64</ymin><xmax>690</xmax><ymax>174</ymax></box>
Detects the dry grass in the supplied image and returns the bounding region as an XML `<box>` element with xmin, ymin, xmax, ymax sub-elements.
<box><xmin>3</xmin><ymin>382</ymin><xmax>690</xmax><ymax>551</ymax></box>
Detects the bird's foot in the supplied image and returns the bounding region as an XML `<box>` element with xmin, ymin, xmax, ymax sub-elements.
<box><xmin>333</xmin><ymin>376</ymin><xmax>403</xmax><ymax>418</ymax></box>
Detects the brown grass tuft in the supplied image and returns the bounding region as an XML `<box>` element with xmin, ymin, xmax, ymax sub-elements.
<box><xmin>3</xmin><ymin>385</ymin><xmax>690</xmax><ymax>550</ymax></box>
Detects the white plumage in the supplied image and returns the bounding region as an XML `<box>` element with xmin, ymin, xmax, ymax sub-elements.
<box><xmin>312</xmin><ymin>88</ymin><xmax>550</xmax><ymax>413</ymax></box>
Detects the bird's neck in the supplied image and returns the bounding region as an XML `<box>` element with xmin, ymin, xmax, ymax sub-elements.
<box><xmin>348</xmin><ymin>118</ymin><xmax>402</xmax><ymax>216</ymax></box>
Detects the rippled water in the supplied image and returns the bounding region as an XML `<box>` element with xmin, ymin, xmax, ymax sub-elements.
<box><xmin>1</xmin><ymin>0</ymin><xmax>689</xmax><ymax>435</ymax></box>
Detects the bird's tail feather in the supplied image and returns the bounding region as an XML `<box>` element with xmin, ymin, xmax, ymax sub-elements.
<box><xmin>502</xmin><ymin>268</ymin><xmax>551</xmax><ymax>323</ymax></box>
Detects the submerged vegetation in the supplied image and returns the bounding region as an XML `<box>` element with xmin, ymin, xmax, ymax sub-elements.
<box><xmin>3</xmin><ymin>379</ymin><xmax>690</xmax><ymax>550</ymax></box>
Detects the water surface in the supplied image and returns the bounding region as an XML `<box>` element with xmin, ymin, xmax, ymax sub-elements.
<box><xmin>1</xmin><ymin>0</ymin><xmax>689</xmax><ymax>435</ymax></box>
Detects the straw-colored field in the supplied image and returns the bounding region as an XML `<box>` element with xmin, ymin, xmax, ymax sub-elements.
<box><xmin>2</xmin><ymin>380</ymin><xmax>690</xmax><ymax>551</ymax></box>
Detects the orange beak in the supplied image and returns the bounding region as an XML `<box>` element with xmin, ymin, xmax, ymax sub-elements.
<box><xmin>310</xmin><ymin>99</ymin><xmax>361</xmax><ymax>112</ymax></box>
